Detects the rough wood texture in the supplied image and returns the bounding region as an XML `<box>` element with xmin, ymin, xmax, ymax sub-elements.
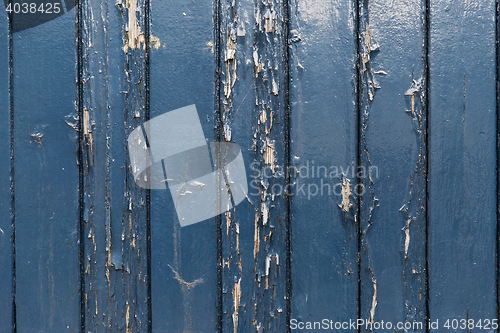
<box><xmin>218</xmin><ymin>0</ymin><xmax>288</xmax><ymax>331</ymax></box>
<box><xmin>2</xmin><ymin>0</ymin><xmax>500</xmax><ymax>331</ymax></box>
<box><xmin>358</xmin><ymin>0</ymin><xmax>427</xmax><ymax>330</ymax></box>
<box><xmin>81</xmin><ymin>0</ymin><xmax>149</xmax><ymax>330</ymax></box>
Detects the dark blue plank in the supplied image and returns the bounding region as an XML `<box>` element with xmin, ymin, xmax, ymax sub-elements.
<box><xmin>289</xmin><ymin>0</ymin><xmax>359</xmax><ymax>328</ymax></box>
<box><xmin>82</xmin><ymin>0</ymin><xmax>148</xmax><ymax>330</ymax></box>
<box><xmin>429</xmin><ymin>0</ymin><xmax>497</xmax><ymax>330</ymax></box>
<box><xmin>218</xmin><ymin>0</ymin><xmax>288</xmax><ymax>331</ymax></box>
<box><xmin>149</xmin><ymin>0</ymin><xmax>217</xmax><ymax>331</ymax></box>
<box><xmin>358</xmin><ymin>0</ymin><xmax>427</xmax><ymax>330</ymax></box>
<box><xmin>0</xmin><ymin>6</ymin><xmax>12</xmax><ymax>330</ymax></box>
<box><xmin>13</xmin><ymin>6</ymin><xmax>80</xmax><ymax>331</ymax></box>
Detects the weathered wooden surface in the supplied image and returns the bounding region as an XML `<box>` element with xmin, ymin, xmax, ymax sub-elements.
<box><xmin>217</xmin><ymin>0</ymin><xmax>289</xmax><ymax>331</ymax></box>
<box><xmin>149</xmin><ymin>0</ymin><xmax>217</xmax><ymax>331</ymax></box>
<box><xmin>12</xmin><ymin>3</ymin><xmax>81</xmax><ymax>331</ymax></box>
<box><xmin>428</xmin><ymin>0</ymin><xmax>497</xmax><ymax>330</ymax></box>
<box><xmin>0</xmin><ymin>6</ymin><xmax>11</xmax><ymax>330</ymax></box>
<box><xmin>289</xmin><ymin>0</ymin><xmax>359</xmax><ymax>327</ymax></box>
<box><xmin>81</xmin><ymin>0</ymin><xmax>149</xmax><ymax>330</ymax></box>
<box><xmin>358</xmin><ymin>0</ymin><xmax>427</xmax><ymax>330</ymax></box>
<box><xmin>1</xmin><ymin>0</ymin><xmax>500</xmax><ymax>332</ymax></box>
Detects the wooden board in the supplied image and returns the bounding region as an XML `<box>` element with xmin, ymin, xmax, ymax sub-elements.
<box><xmin>12</xmin><ymin>3</ymin><xmax>80</xmax><ymax>331</ymax></box>
<box><xmin>0</xmin><ymin>5</ymin><xmax>12</xmax><ymax>330</ymax></box>
<box><xmin>289</xmin><ymin>0</ymin><xmax>359</xmax><ymax>326</ymax></box>
<box><xmin>0</xmin><ymin>0</ymin><xmax>499</xmax><ymax>331</ymax></box>
<box><xmin>358</xmin><ymin>0</ymin><xmax>427</xmax><ymax>329</ymax></box>
<box><xmin>428</xmin><ymin>0</ymin><xmax>497</xmax><ymax>329</ymax></box>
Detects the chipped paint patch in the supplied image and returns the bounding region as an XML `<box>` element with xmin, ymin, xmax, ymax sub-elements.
<box><xmin>207</xmin><ymin>41</ymin><xmax>214</xmax><ymax>53</ymax></box>
<box><xmin>369</xmin><ymin>280</ymin><xmax>377</xmax><ymax>323</ymax></box>
<box><xmin>361</xmin><ymin>24</ymin><xmax>381</xmax><ymax>102</ymax></box>
<box><xmin>122</xmin><ymin>0</ymin><xmax>160</xmax><ymax>52</ymax></box>
<box><xmin>168</xmin><ymin>264</ymin><xmax>204</xmax><ymax>290</ymax></box>
<box><xmin>125</xmin><ymin>303</ymin><xmax>130</xmax><ymax>333</ymax></box>
<box><xmin>232</xmin><ymin>278</ymin><xmax>242</xmax><ymax>333</ymax></box>
<box><xmin>264</xmin><ymin>8</ymin><xmax>275</xmax><ymax>33</ymax></box>
<box><xmin>254</xmin><ymin>210</ymin><xmax>260</xmax><ymax>259</ymax></box>
<box><xmin>340</xmin><ymin>178</ymin><xmax>352</xmax><ymax>212</ymax></box>
<box><xmin>149</xmin><ymin>35</ymin><xmax>160</xmax><ymax>50</ymax></box>
<box><xmin>404</xmin><ymin>218</ymin><xmax>411</xmax><ymax>258</ymax></box>
<box><xmin>264</xmin><ymin>139</ymin><xmax>275</xmax><ymax>171</ymax></box>
<box><xmin>30</xmin><ymin>124</ymin><xmax>48</xmax><ymax>146</ymax></box>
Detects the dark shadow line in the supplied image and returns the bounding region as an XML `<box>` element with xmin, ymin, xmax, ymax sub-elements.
<box><xmin>283</xmin><ymin>0</ymin><xmax>292</xmax><ymax>331</ymax></box>
<box><xmin>76</xmin><ymin>0</ymin><xmax>85</xmax><ymax>331</ymax></box>
<box><xmin>354</xmin><ymin>0</ymin><xmax>362</xmax><ymax>331</ymax></box>
<box><xmin>213</xmin><ymin>0</ymin><xmax>223</xmax><ymax>331</ymax></box>
<box><xmin>423</xmin><ymin>0</ymin><xmax>430</xmax><ymax>331</ymax></box>
<box><xmin>8</xmin><ymin>1</ymin><xmax>16</xmax><ymax>332</ymax></box>
<box><xmin>144</xmin><ymin>0</ymin><xmax>152</xmax><ymax>330</ymax></box>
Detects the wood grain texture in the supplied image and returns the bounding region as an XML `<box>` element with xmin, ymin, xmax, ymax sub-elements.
<box><xmin>2</xmin><ymin>0</ymin><xmax>500</xmax><ymax>331</ymax></box>
<box><xmin>289</xmin><ymin>0</ymin><xmax>359</xmax><ymax>327</ymax></box>
<box><xmin>428</xmin><ymin>0</ymin><xmax>497</xmax><ymax>329</ymax></box>
<box><xmin>217</xmin><ymin>0</ymin><xmax>288</xmax><ymax>331</ymax></box>
<box><xmin>358</xmin><ymin>0</ymin><xmax>427</xmax><ymax>330</ymax></box>
<box><xmin>0</xmin><ymin>5</ymin><xmax>12</xmax><ymax>330</ymax></box>
<box><xmin>149</xmin><ymin>0</ymin><xmax>217</xmax><ymax>331</ymax></box>
<box><xmin>81</xmin><ymin>0</ymin><xmax>149</xmax><ymax>330</ymax></box>
<box><xmin>12</xmin><ymin>4</ymin><xmax>80</xmax><ymax>331</ymax></box>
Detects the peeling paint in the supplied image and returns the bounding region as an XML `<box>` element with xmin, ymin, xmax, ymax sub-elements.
<box><xmin>207</xmin><ymin>41</ymin><xmax>214</xmax><ymax>53</ymax></box>
<box><xmin>149</xmin><ymin>35</ymin><xmax>160</xmax><ymax>50</ymax></box>
<box><xmin>167</xmin><ymin>264</ymin><xmax>204</xmax><ymax>290</ymax></box>
<box><xmin>264</xmin><ymin>8</ymin><xmax>275</xmax><ymax>33</ymax></box>
<box><xmin>361</xmin><ymin>24</ymin><xmax>381</xmax><ymax>102</ymax></box>
<box><xmin>122</xmin><ymin>0</ymin><xmax>160</xmax><ymax>52</ymax></box>
<box><xmin>404</xmin><ymin>218</ymin><xmax>411</xmax><ymax>258</ymax></box>
<box><xmin>233</xmin><ymin>278</ymin><xmax>242</xmax><ymax>333</ymax></box>
<box><xmin>369</xmin><ymin>280</ymin><xmax>378</xmax><ymax>323</ymax></box>
<box><xmin>254</xmin><ymin>210</ymin><xmax>260</xmax><ymax>259</ymax></box>
<box><xmin>125</xmin><ymin>303</ymin><xmax>130</xmax><ymax>333</ymax></box>
<box><xmin>340</xmin><ymin>177</ymin><xmax>352</xmax><ymax>212</ymax></box>
<box><xmin>30</xmin><ymin>124</ymin><xmax>48</xmax><ymax>146</ymax></box>
<box><xmin>263</xmin><ymin>138</ymin><xmax>275</xmax><ymax>171</ymax></box>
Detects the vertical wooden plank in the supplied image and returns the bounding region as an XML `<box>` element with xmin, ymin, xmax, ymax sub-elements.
<box><xmin>149</xmin><ymin>0</ymin><xmax>217</xmax><ymax>331</ymax></box>
<box><xmin>12</xmin><ymin>3</ymin><xmax>81</xmax><ymax>331</ymax></box>
<box><xmin>0</xmin><ymin>5</ymin><xmax>12</xmax><ymax>329</ymax></box>
<box><xmin>218</xmin><ymin>0</ymin><xmax>288</xmax><ymax>331</ymax></box>
<box><xmin>429</xmin><ymin>0</ymin><xmax>497</xmax><ymax>329</ymax></box>
<box><xmin>81</xmin><ymin>0</ymin><xmax>149</xmax><ymax>330</ymax></box>
<box><xmin>358</xmin><ymin>0</ymin><xmax>427</xmax><ymax>330</ymax></box>
<box><xmin>289</xmin><ymin>0</ymin><xmax>359</xmax><ymax>327</ymax></box>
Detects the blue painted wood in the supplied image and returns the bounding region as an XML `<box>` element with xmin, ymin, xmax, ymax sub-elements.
<box><xmin>289</xmin><ymin>0</ymin><xmax>359</xmax><ymax>327</ymax></box>
<box><xmin>429</xmin><ymin>0</ymin><xmax>497</xmax><ymax>329</ymax></box>
<box><xmin>81</xmin><ymin>0</ymin><xmax>149</xmax><ymax>330</ymax></box>
<box><xmin>12</xmin><ymin>6</ymin><xmax>80</xmax><ymax>331</ymax></box>
<box><xmin>0</xmin><ymin>6</ymin><xmax>12</xmax><ymax>330</ymax></box>
<box><xmin>149</xmin><ymin>0</ymin><xmax>217</xmax><ymax>331</ymax></box>
<box><xmin>358</xmin><ymin>0</ymin><xmax>427</xmax><ymax>330</ymax></box>
<box><xmin>218</xmin><ymin>0</ymin><xmax>288</xmax><ymax>331</ymax></box>
<box><xmin>2</xmin><ymin>1</ymin><xmax>500</xmax><ymax>331</ymax></box>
